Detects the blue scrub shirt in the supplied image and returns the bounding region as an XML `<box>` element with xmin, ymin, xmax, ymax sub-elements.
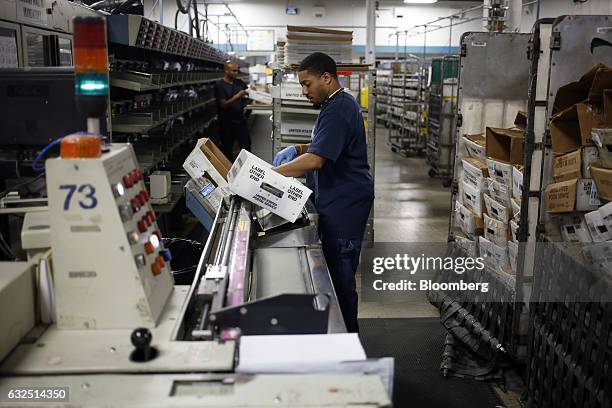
<box><xmin>306</xmin><ymin>90</ymin><xmax>374</xmax><ymax>240</ymax></box>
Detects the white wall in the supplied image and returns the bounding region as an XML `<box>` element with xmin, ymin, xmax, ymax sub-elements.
<box><xmin>142</xmin><ymin>0</ymin><xmax>612</xmax><ymax>55</ymax></box>
<box><xmin>520</xmin><ymin>0</ymin><xmax>612</xmax><ymax>32</ymax></box>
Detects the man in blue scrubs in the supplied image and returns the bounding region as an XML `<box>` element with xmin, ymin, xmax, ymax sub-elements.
<box><xmin>273</xmin><ymin>52</ymin><xmax>374</xmax><ymax>333</ymax></box>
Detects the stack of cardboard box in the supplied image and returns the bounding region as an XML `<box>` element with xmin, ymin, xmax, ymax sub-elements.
<box><xmin>544</xmin><ymin>64</ymin><xmax>612</xmax><ymax>244</ymax></box>
<box><xmin>455</xmin><ymin>113</ymin><xmax>526</xmax><ymax>275</ymax></box>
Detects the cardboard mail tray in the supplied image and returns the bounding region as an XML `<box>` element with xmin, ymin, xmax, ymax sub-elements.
<box><xmin>228</xmin><ymin>150</ymin><xmax>312</xmax><ymax>223</ymax></box>
<box><xmin>462</xmin><ymin>134</ymin><xmax>486</xmax><ymax>161</ymax></box>
<box><xmin>184</xmin><ymin>138</ymin><xmax>232</xmax><ymax>190</ymax></box>
<box><xmin>461</xmin><ymin>157</ymin><xmax>488</xmax><ymax>190</ymax></box>
<box><xmin>485</xmin><ymin>127</ymin><xmax>524</xmax><ymax>164</ymax></box>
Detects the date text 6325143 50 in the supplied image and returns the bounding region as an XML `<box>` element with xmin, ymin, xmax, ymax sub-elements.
<box><xmin>2</xmin><ymin>387</ymin><xmax>69</xmax><ymax>402</ymax></box>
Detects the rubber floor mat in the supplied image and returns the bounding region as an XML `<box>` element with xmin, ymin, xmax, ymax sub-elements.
<box><xmin>359</xmin><ymin>318</ymin><xmax>505</xmax><ymax>408</ymax></box>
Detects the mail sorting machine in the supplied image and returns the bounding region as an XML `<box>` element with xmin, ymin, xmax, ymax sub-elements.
<box><xmin>0</xmin><ymin>143</ymin><xmax>390</xmax><ymax>407</ymax></box>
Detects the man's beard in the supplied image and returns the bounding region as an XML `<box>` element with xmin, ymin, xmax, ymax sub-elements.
<box><xmin>312</xmin><ymin>101</ymin><xmax>323</xmax><ymax>109</ymax></box>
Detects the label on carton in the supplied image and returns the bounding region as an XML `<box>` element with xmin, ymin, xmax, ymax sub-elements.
<box><xmin>577</xmin><ymin>179</ymin><xmax>601</xmax><ymax>210</ymax></box>
<box><xmin>553</xmin><ymin>149</ymin><xmax>581</xmax><ymax>182</ymax></box>
<box><xmin>484</xmin><ymin>193</ymin><xmax>511</xmax><ymax>223</ymax></box>
<box><xmin>462</xmin><ymin>181</ymin><xmax>484</xmax><ymax>216</ymax></box>
<box><xmin>458</xmin><ymin>202</ymin><xmax>483</xmax><ymax>236</ymax></box>
<box><xmin>463</xmin><ymin>135</ymin><xmax>486</xmax><ymax>161</ymax></box>
<box><xmin>486</xmin><ymin>159</ymin><xmax>513</xmax><ymax>188</ymax></box>
<box><xmin>228</xmin><ymin>150</ymin><xmax>312</xmax><ymax>223</ymax></box>
<box><xmin>484</xmin><ymin>213</ymin><xmax>508</xmax><ymax>248</ymax></box>
<box><xmin>486</xmin><ymin>178</ymin><xmax>512</xmax><ymax>207</ymax></box>
<box><xmin>558</xmin><ymin>214</ymin><xmax>592</xmax><ymax>243</ymax></box>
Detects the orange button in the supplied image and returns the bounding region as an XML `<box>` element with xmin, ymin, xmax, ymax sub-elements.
<box><xmin>144</xmin><ymin>242</ymin><xmax>154</xmax><ymax>254</ymax></box>
<box><xmin>155</xmin><ymin>256</ymin><xmax>165</xmax><ymax>268</ymax></box>
<box><xmin>151</xmin><ymin>263</ymin><xmax>162</xmax><ymax>276</ymax></box>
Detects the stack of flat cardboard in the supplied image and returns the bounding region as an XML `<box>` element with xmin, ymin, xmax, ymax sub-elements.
<box><xmin>543</xmin><ymin>64</ymin><xmax>612</xmax><ymax>244</ymax></box>
<box><xmin>276</xmin><ymin>41</ymin><xmax>286</xmax><ymax>66</ymax></box>
<box><xmin>285</xmin><ymin>26</ymin><xmax>353</xmax><ymax>65</ymax></box>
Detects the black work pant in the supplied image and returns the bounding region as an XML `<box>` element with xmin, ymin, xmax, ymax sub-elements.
<box><xmin>321</xmin><ymin>236</ymin><xmax>363</xmax><ymax>333</ymax></box>
<box><xmin>218</xmin><ymin>116</ymin><xmax>250</xmax><ymax>161</ymax></box>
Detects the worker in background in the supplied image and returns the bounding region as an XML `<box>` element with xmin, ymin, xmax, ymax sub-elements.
<box><xmin>273</xmin><ymin>52</ymin><xmax>374</xmax><ymax>333</ymax></box>
<box><xmin>214</xmin><ymin>61</ymin><xmax>251</xmax><ymax>160</ymax></box>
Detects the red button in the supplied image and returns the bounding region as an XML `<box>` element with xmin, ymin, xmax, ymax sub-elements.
<box><xmin>142</xmin><ymin>217</ymin><xmax>150</xmax><ymax>229</ymax></box>
<box><xmin>123</xmin><ymin>175</ymin><xmax>133</xmax><ymax>188</ymax></box>
<box><xmin>151</xmin><ymin>263</ymin><xmax>162</xmax><ymax>276</ymax></box>
<box><xmin>141</xmin><ymin>190</ymin><xmax>150</xmax><ymax>202</ymax></box>
<box><xmin>131</xmin><ymin>198</ymin><xmax>141</xmax><ymax>212</ymax></box>
<box><xmin>144</xmin><ymin>242</ymin><xmax>154</xmax><ymax>254</ymax></box>
<box><xmin>137</xmin><ymin>220</ymin><xmax>147</xmax><ymax>233</ymax></box>
<box><xmin>136</xmin><ymin>194</ymin><xmax>145</xmax><ymax>207</ymax></box>
<box><xmin>136</xmin><ymin>169</ymin><xmax>143</xmax><ymax>181</ymax></box>
<box><xmin>147</xmin><ymin>211</ymin><xmax>156</xmax><ymax>223</ymax></box>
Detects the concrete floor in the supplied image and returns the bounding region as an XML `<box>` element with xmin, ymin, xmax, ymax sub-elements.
<box><xmin>358</xmin><ymin>127</ymin><xmax>450</xmax><ymax>319</ymax></box>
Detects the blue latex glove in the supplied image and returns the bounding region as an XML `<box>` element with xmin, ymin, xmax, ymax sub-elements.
<box><xmin>273</xmin><ymin>145</ymin><xmax>298</xmax><ymax>167</ymax></box>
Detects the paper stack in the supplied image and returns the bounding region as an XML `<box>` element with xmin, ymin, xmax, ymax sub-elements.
<box><xmin>285</xmin><ymin>26</ymin><xmax>353</xmax><ymax>65</ymax></box>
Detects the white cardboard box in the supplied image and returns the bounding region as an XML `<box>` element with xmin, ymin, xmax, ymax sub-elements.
<box><xmin>228</xmin><ymin>150</ymin><xmax>312</xmax><ymax>223</ymax></box>
<box><xmin>461</xmin><ymin>158</ymin><xmax>487</xmax><ymax>190</ymax></box>
<box><xmin>512</xmin><ymin>166</ymin><xmax>523</xmax><ymax>201</ymax></box>
<box><xmin>457</xmin><ymin>202</ymin><xmax>483</xmax><ymax>237</ymax></box>
<box><xmin>575</xmin><ymin>179</ymin><xmax>601</xmax><ymax>211</ymax></box>
<box><xmin>487</xmin><ymin>158</ymin><xmax>513</xmax><ymax>188</ymax></box>
<box><xmin>510</xmin><ymin>219</ymin><xmax>519</xmax><ymax>242</ymax></box>
<box><xmin>584</xmin><ymin>210</ymin><xmax>611</xmax><ymax>242</ymax></box>
<box><xmin>582</xmin><ymin>147</ymin><xmax>599</xmax><ymax>179</ymax></box>
<box><xmin>486</xmin><ymin>177</ymin><xmax>512</xmax><ymax>207</ymax></box>
<box><xmin>484</xmin><ymin>213</ymin><xmax>509</xmax><ymax>248</ymax></box>
<box><xmin>246</xmin><ymin>89</ymin><xmax>273</xmax><ymax>104</ymax></box>
<box><xmin>183</xmin><ymin>139</ymin><xmax>230</xmax><ymax>191</ymax></box>
<box><xmin>456</xmin><ymin>236</ymin><xmax>479</xmax><ymax>258</ymax></box>
<box><xmin>280</xmin><ymin>83</ymin><xmax>308</xmax><ymax>101</ymax></box>
<box><xmin>599</xmin><ymin>201</ymin><xmax>612</xmax><ymax>235</ymax></box>
<box><xmin>478</xmin><ymin>236</ymin><xmax>508</xmax><ymax>271</ymax></box>
<box><xmin>484</xmin><ymin>193</ymin><xmax>511</xmax><ymax>223</ymax></box>
<box><xmin>462</xmin><ymin>181</ymin><xmax>484</xmax><ymax>216</ymax></box>
<box><xmin>463</xmin><ymin>135</ymin><xmax>486</xmax><ymax>161</ymax></box>
<box><xmin>558</xmin><ymin>214</ymin><xmax>592</xmax><ymax>243</ymax></box>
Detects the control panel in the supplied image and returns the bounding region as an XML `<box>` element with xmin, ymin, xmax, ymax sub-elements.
<box><xmin>46</xmin><ymin>144</ymin><xmax>174</xmax><ymax>329</ymax></box>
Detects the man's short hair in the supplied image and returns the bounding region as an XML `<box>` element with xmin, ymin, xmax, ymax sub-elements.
<box><xmin>298</xmin><ymin>52</ymin><xmax>337</xmax><ymax>78</ymax></box>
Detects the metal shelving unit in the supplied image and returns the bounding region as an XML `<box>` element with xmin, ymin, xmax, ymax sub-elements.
<box><xmin>105</xmin><ymin>14</ymin><xmax>248</xmax><ymax>229</ymax></box>
<box><xmin>106</xmin><ymin>15</ymin><xmax>248</xmax><ymax>176</ymax></box>
<box><xmin>430</xmin><ymin>32</ymin><xmax>533</xmax><ymax>362</ymax></box>
<box><xmin>109</xmin><ymin>71</ymin><xmax>224</xmax><ymax>92</ymax></box>
<box><xmin>272</xmin><ymin>68</ymin><xmax>376</xmax><ymax>246</ymax></box>
<box><xmin>376</xmin><ymin>60</ymin><xmax>427</xmax><ymax>156</ymax></box>
<box><xmin>426</xmin><ymin>56</ymin><xmax>459</xmax><ymax>187</ymax></box>
<box><xmin>523</xmin><ymin>16</ymin><xmax>612</xmax><ymax>407</ymax></box>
